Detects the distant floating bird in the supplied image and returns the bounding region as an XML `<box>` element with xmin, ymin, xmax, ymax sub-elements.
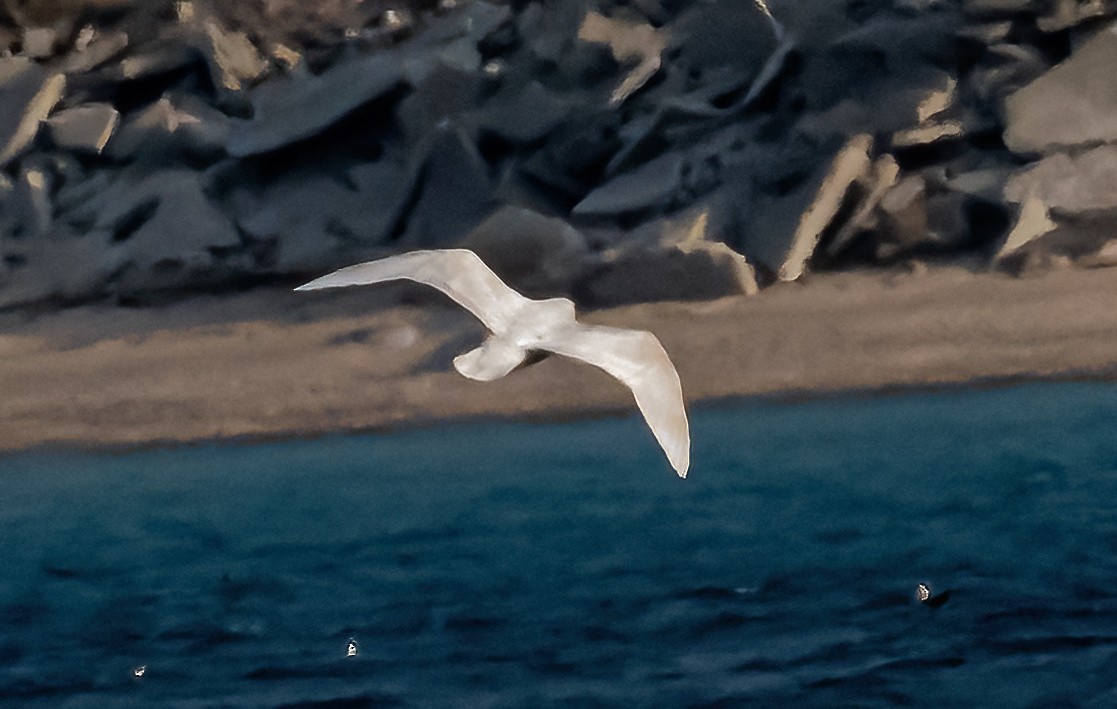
<box><xmin>296</xmin><ymin>249</ymin><xmax>690</xmax><ymax>477</ymax></box>
<box><xmin>347</xmin><ymin>638</ymin><xmax>359</xmax><ymax>657</ymax></box>
<box><xmin>916</xmin><ymin>583</ymin><xmax>951</xmax><ymax>608</ymax></box>
<box><xmin>133</xmin><ymin>665</ymin><xmax>146</xmax><ymax>678</ymax></box>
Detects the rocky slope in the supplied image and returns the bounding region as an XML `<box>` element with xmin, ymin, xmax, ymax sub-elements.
<box><xmin>0</xmin><ymin>0</ymin><xmax>1115</xmax><ymax>310</ymax></box>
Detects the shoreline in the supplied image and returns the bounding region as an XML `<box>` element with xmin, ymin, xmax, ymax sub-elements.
<box><xmin>9</xmin><ymin>370</ymin><xmax>1116</xmax><ymax>460</ymax></box>
<box><xmin>2</xmin><ymin>264</ymin><xmax>1117</xmax><ymax>455</ymax></box>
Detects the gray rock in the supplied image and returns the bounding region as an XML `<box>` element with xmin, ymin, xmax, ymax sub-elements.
<box><xmin>798</xmin><ymin>71</ymin><xmax>958</xmax><ymax>140</ymax></box>
<box><xmin>1004</xmin><ymin>144</ymin><xmax>1117</xmax><ymax>215</ymax></box>
<box><xmin>397</xmin><ymin>62</ymin><xmax>482</xmax><ymax>144</ymax></box>
<box><xmin>475</xmin><ymin>80</ymin><xmax>570</xmax><ymax>145</ymax></box>
<box><xmin>573</xmin><ymin>152</ymin><xmax>685</xmax><ymax>219</ymax></box>
<box><xmin>22</xmin><ymin>27</ymin><xmax>57</xmax><ymax>59</ymax></box>
<box><xmin>2</xmin><ymin>166</ymin><xmax>53</xmax><ymax>241</ymax></box>
<box><xmin>55</xmin><ymin>171</ymin><xmax>114</xmax><ymax>231</ymax></box>
<box><xmin>0</xmin><ymin>231</ymin><xmax>122</xmax><ymax>308</ymax></box>
<box><xmin>796</xmin><ymin>12</ymin><xmax>956</xmax><ymax>115</ymax></box>
<box><xmin>827</xmin><ymin>154</ymin><xmax>901</xmax><ymax>257</ymax></box>
<box><xmin>0</xmin><ymin>58</ymin><xmax>66</xmax><ymax>168</ymax></box>
<box><xmin>520</xmin><ymin>109</ymin><xmax>622</xmax><ymax>198</ymax></box>
<box><xmin>402</xmin><ymin>124</ymin><xmax>495</xmax><ymax>246</ymax></box>
<box><xmin>235</xmin><ymin>158</ymin><xmax>411</xmax><ymax>269</ymax></box>
<box><xmin>876</xmin><ymin>175</ymin><xmax>928</xmax><ymax>256</ymax></box>
<box><xmin>62</xmin><ymin>29</ymin><xmax>129</xmax><ymax>73</ymax></box>
<box><xmin>108</xmin><ymin>95</ymin><xmax>228</xmax><ymax>163</ymax></box>
<box><xmin>956</xmin><ymin>21</ymin><xmax>1014</xmax><ymax>44</ymax></box>
<box><xmin>519</xmin><ymin>0</ymin><xmax>588</xmax><ymax>65</ymax></box>
<box><xmin>233</xmin><ymin>169</ymin><xmax>374</xmax><ymax>272</ymax></box>
<box><xmin>430</xmin><ymin>0</ymin><xmax>511</xmax><ymax>45</ymax></box>
<box><xmin>962</xmin><ymin>0</ymin><xmax>1040</xmax><ymax>16</ymax></box>
<box><xmin>400</xmin><ymin>36</ymin><xmax>479</xmax><ymax>85</ymax></box>
<box><xmin>925</xmin><ymin>191</ymin><xmax>975</xmax><ymax>249</ymax></box>
<box><xmin>736</xmin><ymin>31</ymin><xmax>795</xmax><ymax>111</ymax></box>
<box><xmin>829</xmin><ymin>14</ymin><xmax>958</xmax><ymax>66</ymax></box>
<box><xmin>579</xmin><ymin>242</ymin><xmax>759</xmax><ymax>305</ymax></box>
<box><xmin>577</xmin><ymin>209</ymin><xmax>758</xmax><ymax>305</ymax></box>
<box><xmin>114</xmin><ymin>39</ymin><xmax>198</xmax><ymax>82</ymax></box>
<box><xmin>603</xmin><ymin>95</ymin><xmax>741</xmax><ymax>177</ymax></box>
<box><xmin>669</xmin><ymin>0</ymin><xmax>779</xmax><ymax>88</ymax></box>
<box><xmin>1080</xmin><ymin>238</ymin><xmax>1117</xmax><ymax>267</ymax></box>
<box><xmin>91</xmin><ymin>170</ymin><xmax>240</xmax><ymax>271</ymax></box>
<box><xmin>228</xmin><ymin>50</ymin><xmax>403</xmax><ymax>156</ymax></box>
<box><xmin>1004</xmin><ymin>23</ymin><xmax>1117</xmax><ymax>154</ymax></box>
<box><xmin>743</xmin><ymin>135</ymin><xmax>873</xmax><ymax>280</ymax></box>
<box><xmin>339</xmin><ymin>159</ymin><xmax>413</xmax><ymax>244</ymax></box>
<box><xmin>46</xmin><ymin>103</ymin><xmax>120</xmax><ymax>154</ymax></box>
<box><xmin>199</xmin><ymin>18</ymin><xmax>268</xmax><ymax>93</ymax></box>
<box><xmin>891</xmin><ymin>120</ymin><xmax>965</xmax><ymax>149</ymax></box>
<box><xmin>945</xmin><ymin>167</ymin><xmax>1015</xmax><ymax>202</ymax></box>
<box><xmin>971</xmin><ymin>43</ymin><xmax>1050</xmax><ymax>106</ymax></box>
<box><xmin>1037</xmin><ymin>0</ymin><xmax>1110</xmax><ymax>32</ymax></box>
<box><xmin>578</xmin><ymin>11</ymin><xmax>667</xmax><ymax>105</ymax></box>
<box><xmin>997</xmin><ymin>209</ymin><xmax>1117</xmax><ymax>272</ymax></box>
<box><xmin>398</xmin><ymin>0</ymin><xmax>511</xmax><ymax>84</ymax></box>
<box><xmin>460</xmin><ymin>205</ymin><xmax>589</xmax><ymax>294</ymax></box>
<box><xmin>995</xmin><ymin>194</ymin><xmax>1056</xmax><ymax>260</ymax></box>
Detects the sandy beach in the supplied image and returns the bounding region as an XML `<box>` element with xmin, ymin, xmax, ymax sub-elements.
<box><xmin>1</xmin><ymin>263</ymin><xmax>1115</xmax><ymax>453</ymax></box>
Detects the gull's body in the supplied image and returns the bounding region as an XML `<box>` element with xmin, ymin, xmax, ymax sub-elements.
<box><xmin>296</xmin><ymin>249</ymin><xmax>690</xmax><ymax>477</ymax></box>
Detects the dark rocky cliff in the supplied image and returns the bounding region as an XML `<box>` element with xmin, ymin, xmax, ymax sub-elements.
<box><xmin>1</xmin><ymin>0</ymin><xmax>1115</xmax><ymax>308</ymax></box>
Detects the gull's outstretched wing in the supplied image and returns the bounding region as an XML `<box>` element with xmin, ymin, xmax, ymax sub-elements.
<box><xmin>539</xmin><ymin>323</ymin><xmax>690</xmax><ymax>477</ymax></box>
<box><xmin>295</xmin><ymin>249</ymin><xmax>531</xmax><ymax>335</ymax></box>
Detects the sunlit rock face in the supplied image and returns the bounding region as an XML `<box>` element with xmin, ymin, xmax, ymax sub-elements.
<box><xmin>1003</xmin><ymin>23</ymin><xmax>1117</xmax><ymax>154</ymax></box>
<box><xmin>2</xmin><ymin>1</ymin><xmax>1117</xmax><ymax>308</ymax></box>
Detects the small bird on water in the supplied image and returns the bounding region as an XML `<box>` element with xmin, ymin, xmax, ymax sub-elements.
<box><xmin>296</xmin><ymin>249</ymin><xmax>690</xmax><ymax>477</ymax></box>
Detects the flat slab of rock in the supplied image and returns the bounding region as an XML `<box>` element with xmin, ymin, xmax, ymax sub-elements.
<box><xmin>573</xmin><ymin>152</ymin><xmax>685</xmax><ymax>219</ymax></box>
<box><xmin>0</xmin><ymin>58</ymin><xmax>66</xmax><ymax>168</ymax></box>
<box><xmin>228</xmin><ymin>51</ymin><xmax>403</xmax><ymax>156</ymax></box>
<box><xmin>475</xmin><ymin>80</ymin><xmax>570</xmax><ymax>145</ymax></box>
<box><xmin>22</xmin><ymin>27</ymin><xmax>57</xmax><ymax>59</ymax></box>
<box><xmin>200</xmin><ymin>19</ymin><xmax>267</xmax><ymax>93</ymax></box>
<box><xmin>47</xmin><ymin>103</ymin><xmax>120</xmax><ymax>154</ymax></box>
<box><xmin>1004</xmin><ymin>23</ymin><xmax>1117</xmax><ymax>154</ymax></box>
<box><xmin>1005</xmin><ymin>144</ymin><xmax>1117</xmax><ymax>215</ymax></box>
<box><xmin>62</xmin><ymin>29</ymin><xmax>129</xmax><ymax>73</ymax></box>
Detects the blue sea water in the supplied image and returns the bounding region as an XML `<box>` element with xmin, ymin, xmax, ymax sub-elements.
<box><xmin>2</xmin><ymin>382</ymin><xmax>1117</xmax><ymax>707</ymax></box>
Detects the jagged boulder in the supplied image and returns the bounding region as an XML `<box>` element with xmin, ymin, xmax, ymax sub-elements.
<box><xmin>1003</xmin><ymin>23</ymin><xmax>1117</xmax><ymax>154</ymax></box>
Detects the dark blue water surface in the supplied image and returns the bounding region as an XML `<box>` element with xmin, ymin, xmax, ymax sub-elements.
<box><xmin>3</xmin><ymin>382</ymin><xmax>1117</xmax><ymax>707</ymax></box>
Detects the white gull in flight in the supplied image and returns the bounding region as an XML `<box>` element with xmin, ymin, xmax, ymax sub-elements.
<box><xmin>296</xmin><ymin>249</ymin><xmax>690</xmax><ymax>477</ymax></box>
